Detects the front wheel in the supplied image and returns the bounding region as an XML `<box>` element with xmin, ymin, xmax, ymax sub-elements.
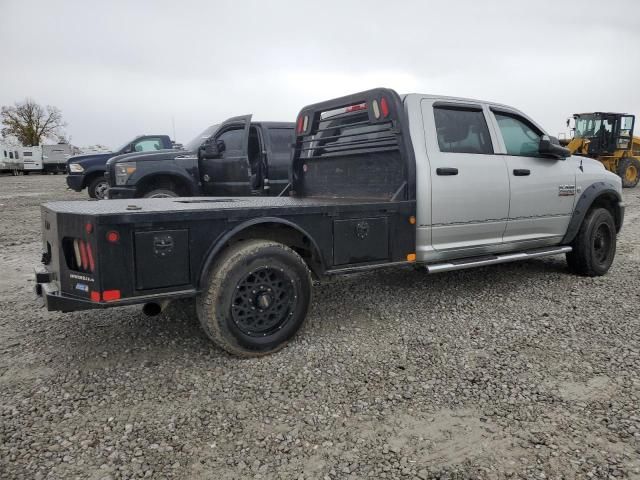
<box><xmin>566</xmin><ymin>207</ymin><xmax>617</xmax><ymax>276</ymax></box>
<box><xmin>196</xmin><ymin>240</ymin><xmax>312</xmax><ymax>357</ymax></box>
<box><xmin>617</xmin><ymin>157</ymin><xmax>640</xmax><ymax>188</ymax></box>
<box><xmin>88</xmin><ymin>175</ymin><xmax>109</xmax><ymax>199</ymax></box>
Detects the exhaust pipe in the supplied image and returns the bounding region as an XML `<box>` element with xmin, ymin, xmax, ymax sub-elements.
<box><xmin>142</xmin><ymin>300</ymin><xmax>170</xmax><ymax>317</ymax></box>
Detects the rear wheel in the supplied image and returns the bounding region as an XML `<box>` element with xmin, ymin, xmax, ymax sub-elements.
<box><xmin>617</xmin><ymin>157</ymin><xmax>640</xmax><ymax>188</ymax></box>
<box><xmin>566</xmin><ymin>207</ymin><xmax>617</xmax><ymax>276</ymax></box>
<box><xmin>88</xmin><ymin>175</ymin><xmax>109</xmax><ymax>199</ymax></box>
<box><xmin>143</xmin><ymin>188</ymin><xmax>178</xmax><ymax>198</ymax></box>
<box><xmin>196</xmin><ymin>240</ymin><xmax>312</xmax><ymax>357</ymax></box>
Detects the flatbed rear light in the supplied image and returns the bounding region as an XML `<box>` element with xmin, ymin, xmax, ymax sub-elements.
<box><xmin>86</xmin><ymin>243</ymin><xmax>95</xmax><ymax>272</ymax></box>
<box><xmin>90</xmin><ymin>290</ymin><xmax>121</xmax><ymax>303</ymax></box>
<box><xmin>66</xmin><ymin>238</ymin><xmax>95</xmax><ymax>273</ymax></box>
<box><xmin>78</xmin><ymin>240</ymin><xmax>89</xmax><ymax>270</ymax></box>
<box><xmin>102</xmin><ymin>290</ymin><xmax>121</xmax><ymax>302</ymax></box>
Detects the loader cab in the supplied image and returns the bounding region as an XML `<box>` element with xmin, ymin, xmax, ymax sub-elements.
<box><xmin>572</xmin><ymin>112</ymin><xmax>635</xmax><ymax>155</ymax></box>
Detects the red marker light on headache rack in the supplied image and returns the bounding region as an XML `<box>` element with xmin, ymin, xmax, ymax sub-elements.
<box><xmin>345</xmin><ymin>103</ymin><xmax>367</xmax><ymax>113</ymax></box>
<box><xmin>106</xmin><ymin>231</ymin><xmax>120</xmax><ymax>243</ymax></box>
<box><xmin>85</xmin><ymin>223</ymin><xmax>93</xmax><ymax>234</ymax></box>
<box><xmin>380</xmin><ymin>97</ymin><xmax>390</xmax><ymax>118</ymax></box>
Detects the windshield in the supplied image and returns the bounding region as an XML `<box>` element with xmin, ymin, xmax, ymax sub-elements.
<box><xmin>574</xmin><ymin>115</ymin><xmax>613</xmax><ymax>138</ymax></box>
<box><xmin>113</xmin><ymin>138</ymin><xmax>137</xmax><ymax>153</ymax></box>
<box><xmin>185</xmin><ymin>124</ymin><xmax>220</xmax><ymax>151</ymax></box>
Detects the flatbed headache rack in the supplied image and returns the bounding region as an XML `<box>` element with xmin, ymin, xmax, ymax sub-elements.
<box><xmin>290</xmin><ymin>88</ymin><xmax>416</xmax><ymax>202</ymax></box>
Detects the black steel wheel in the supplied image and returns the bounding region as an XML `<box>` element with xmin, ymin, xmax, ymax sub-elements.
<box><xmin>231</xmin><ymin>267</ymin><xmax>297</xmax><ymax>337</ymax></box>
<box><xmin>196</xmin><ymin>240</ymin><xmax>312</xmax><ymax>357</ymax></box>
<box><xmin>566</xmin><ymin>207</ymin><xmax>617</xmax><ymax>276</ymax></box>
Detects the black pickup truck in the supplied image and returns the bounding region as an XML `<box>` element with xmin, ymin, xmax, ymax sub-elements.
<box><xmin>106</xmin><ymin>117</ymin><xmax>294</xmax><ymax>199</ymax></box>
<box><xmin>34</xmin><ymin>88</ymin><xmax>623</xmax><ymax>357</ymax></box>
<box><xmin>67</xmin><ymin>135</ymin><xmax>175</xmax><ymax>199</ymax></box>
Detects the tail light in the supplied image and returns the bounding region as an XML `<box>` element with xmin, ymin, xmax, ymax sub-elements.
<box><xmin>67</xmin><ymin>238</ymin><xmax>95</xmax><ymax>273</ymax></box>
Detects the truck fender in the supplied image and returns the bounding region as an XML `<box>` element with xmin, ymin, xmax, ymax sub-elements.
<box><xmin>136</xmin><ymin>171</ymin><xmax>199</xmax><ymax>196</ymax></box>
<box><xmin>197</xmin><ymin>217</ymin><xmax>325</xmax><ymax>288</ymax></box>
<box><xmin>561</xmin><ymin>181</ymin><xmax>623</xmax><ymax>244</ymax></box>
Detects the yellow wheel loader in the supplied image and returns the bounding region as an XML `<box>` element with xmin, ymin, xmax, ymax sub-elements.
<box><xmin>564</xmin><ymin>112</ymin><xmax>640</xmax><ymax>187</ymax></box>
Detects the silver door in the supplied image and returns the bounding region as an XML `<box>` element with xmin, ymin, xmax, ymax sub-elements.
<box><xmin>489</xmin><ymin>109</ymin><xmax>576</xmax><ymax>243</ymax></box>
<box><xmin>421</xmin><ymin>100</ymin><xmax>510</xmax><ymax>252</ymax></box>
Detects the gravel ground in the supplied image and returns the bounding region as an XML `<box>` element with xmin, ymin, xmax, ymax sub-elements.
<box><xmin>1</xmin><ymin>175</ymin><xmax>639</xmax><ymax>480</ymax></box>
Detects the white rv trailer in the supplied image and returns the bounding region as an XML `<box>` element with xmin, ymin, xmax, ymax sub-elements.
<box><xmin>42</xmin><ymin>144</ymin><xmax>74</xmax><ymax>173</ymax></box>
<box><xmin>21</xmin><ymin>146</ymin><xmax>43</xmax><ymax>174</ymax></box>
<box><xmin>0</xmin><ymin>144</ymin><xmax>23</xmax><ymax>175</ymax></box>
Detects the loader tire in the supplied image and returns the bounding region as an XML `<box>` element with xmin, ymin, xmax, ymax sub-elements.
<box><xmin>617</xmin><ymin>157</ymin><xmax>640</xmax><ymax>188</ymax></box>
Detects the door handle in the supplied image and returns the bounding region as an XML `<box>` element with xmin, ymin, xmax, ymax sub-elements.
<box><xmin>513</xmin><ymin>169</ymin><xmax>530</xmax><ymax>176</ymax></box>
<box><xmin>436</xmin><ymin>167</ymin><xmax>458</xmax><ymax>176</ymax></box>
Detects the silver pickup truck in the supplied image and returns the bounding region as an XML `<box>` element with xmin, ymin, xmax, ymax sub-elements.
<box><xmin>35</xmin><ymin>88</ymin><xmax>624</xmax><ymax>356</ymax></box>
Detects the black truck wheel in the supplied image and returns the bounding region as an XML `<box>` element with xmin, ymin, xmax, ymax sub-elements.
<box><xmin>88</xmin><ymin>175</ymin><xmax>109</xmax><ymax>199</ymax></box>
<box><xmin>196</xmin><ymin>240</ymin><xmax>312</xmax><ymax>357</ymax></box>
<box><xmin>617</xmin><ymin>157</ymin><xmax>640</xmax><ymax>188</ymax></box>
<box><xmin>566</xmin><ymin>207</ymin><xmax>616</xmax><ymax>276</ymax></box>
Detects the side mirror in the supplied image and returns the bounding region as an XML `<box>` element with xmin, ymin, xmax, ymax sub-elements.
<box><xmin>121</xmin><ymin>144</ymin><xmax>134</xmax><ymax>154</ymax></box>
<box><xmin>200</xmin><ymin>139</ymin><xmax>226</xmax><ymax>159</ymax></box>
<box><xmin>539</xmin><ymin>135</ymin><xmax>571</xmax><ymax>159</ymax></box>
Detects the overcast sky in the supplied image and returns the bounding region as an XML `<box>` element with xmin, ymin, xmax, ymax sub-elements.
<box><xmin>1</xmin><ymin>0</ymin><xmax>639</xmax><ymax>148</ymax></box>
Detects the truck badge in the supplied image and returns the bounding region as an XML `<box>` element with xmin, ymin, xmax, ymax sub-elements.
<box><xmin>558</xmin><ymin>185</ymin><xmax>576</xmax><ymax>196</ymax></box>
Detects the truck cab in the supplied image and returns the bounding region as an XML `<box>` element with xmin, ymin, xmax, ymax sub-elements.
<box><xmin>66</xmin><ymin>135</ymin><xmax>174</xmax><ymax>199</ymax></box>
<box><xmin>106</xmin><ymin>117</ymin><xmax>294</xmax><ymax>199</ymax></box>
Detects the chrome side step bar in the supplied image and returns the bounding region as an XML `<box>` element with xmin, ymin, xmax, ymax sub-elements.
<box><xmin>425</xmin><ymin>246</ymin><xmax>572</xmax><ymax>274</ymax></box>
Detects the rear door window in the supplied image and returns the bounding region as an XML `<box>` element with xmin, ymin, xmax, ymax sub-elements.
<box><xmin>133</xmin><ymin>137</ymin><xmax>164</xmax><ymax>152</ymax></box>
<box><xmin>433</xmin><ymin>107</ymin><xmax>493</xmax><ymax>154</ymax></box>
<box><xmin>493</xmin><ymin>112</ymin><xmax>542</xmax><ymax>156</ymax></box>
<box><xmin>268</xmin><ymin>128</ymin><xmax>294</xmax><ymax>154</ymax></box>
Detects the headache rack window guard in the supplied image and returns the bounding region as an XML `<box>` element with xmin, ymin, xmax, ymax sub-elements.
<box><xmin>300</xmin><ymin>145</ymin><xmax>401</xmax><ymax>161</ymax></box>
<box><xmin>291</xmin><ymin>88</ymin><xmax>417</xmax><ymax>201</ymax></box>
<box><xmin>299</xmin><ymin>136</ymin><xmax>399</xmax><ymax>153</ymax></box>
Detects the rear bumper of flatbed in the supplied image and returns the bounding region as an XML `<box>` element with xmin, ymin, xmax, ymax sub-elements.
<box><xmin>35</xmin><ymin>266</ymin><xmax>196</xmax><ymax>312</ymax></box>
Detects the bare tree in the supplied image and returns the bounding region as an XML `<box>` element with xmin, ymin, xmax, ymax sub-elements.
<box><xmin>1</xmin><ymin>99</ymin><xmax>67</xmax><ymax>146</ymax></box>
